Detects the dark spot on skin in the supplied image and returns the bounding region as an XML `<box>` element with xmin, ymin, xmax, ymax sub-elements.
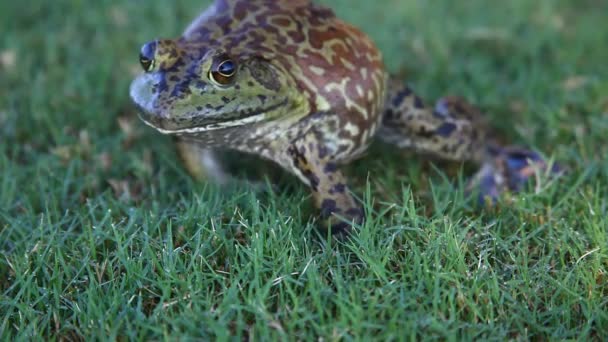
<box><xmin>156</xmin><ymin>77</ymin><xmax>169</xmax><ymax>93</ymax></box>
<box><xmin>221</xmin><ymin>96</ymin><xmax>231</xmax><ymax>104</ymax></box>
<box><xmin>288</xmin><ymin>145</ymin><xmax>320</xmax><ymax>190</ymax></box>
<box><xmin>306</xmin><ymin>142</ymin><xmax>314</xmax><ymax>150</ymax></box>
<box><xmin>194</xmin><ymin>81</ymin><xmax>207</xmax><ymax>90</ymax></box>
<box><xmin>324</xmin><ymin>163</ymin><xmax>338</xmax><ymax>173</ymax></box>
<box><xmin>383</xmin><ymin>109</ymin><xmax>394</xmax><ymax>123</ymax></box>
<box><xmin>414</xmin><ymin>96</ymin><xmax>424</xmax><ymax>109</ymax></box>
<box><xmin>433</xmin><ymin>110</ymin><xmax>447</xmax><ymax>119</ymax></box>
<box><xmin>391</xmin><ymin>87</ymin><xmax>411</xmax><ymax>107</ymax></box>
<box><xmin>416</xmin><ymin>126</ymin><xmax>434</xmax><ymax>138</ymax></box>
<box><xmin>304</xmin><ymin>171</ymin><xmax>320</xmax><ymax>191</ymax></box>
<box><xmin>258</xmin><ymin>95</ymin><xmax>267</xmax><ymax>104</ymax></box>
<box><xmin>435</xmin><ymin>122</ymin><xmax>457</xmax><ymax>137</ymax></box>
<box><xmin>320</xmin><ymin>199</ymin><xmax>338</xmax><ymax>217</ymax></box>
<box><xmin>171</xmin><ymin>81</ymin><xmax>192</xmax><ymax>98</ymax></box>
<box><xmin>287</xmin><ymin>29</ymin><xmax>306</xmax><ymax>43</ymax></box>
<box><xmin>329</xmin><ymin>183</ymin><xmax>346</xmax><ymax>194</ymax></box>
<box><xmin>318</xmin><ymin>145</ymin><xmax>329</xmax><ymax>159</ymax></box>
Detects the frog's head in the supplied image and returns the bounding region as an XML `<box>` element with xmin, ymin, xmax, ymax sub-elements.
<box><xmin>130</xmin><ymin>38</ymin><xmax>303</xmax><ymax>134</ymax></box>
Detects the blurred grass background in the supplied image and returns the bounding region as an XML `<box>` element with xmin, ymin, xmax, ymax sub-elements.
<box><xmin>1</xmin><ymin>0</ymin><xmax>607</xmax><ymax>340</ymax></box>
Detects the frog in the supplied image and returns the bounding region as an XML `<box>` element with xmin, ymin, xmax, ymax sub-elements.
<box><xmin>129</xmin><ymin>0</ymin><xmax>560</xmax><ymax>235</ymax></box>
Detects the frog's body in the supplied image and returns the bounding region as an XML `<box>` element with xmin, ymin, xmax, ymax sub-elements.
<box><xmin>130</xmin><ymin>0</ymin><xmax>557</xmax><ymax>234</ymax></box>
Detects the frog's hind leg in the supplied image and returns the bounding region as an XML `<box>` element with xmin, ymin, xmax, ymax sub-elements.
<box><xmin>380</xmin><ymin>79</ymin><xmax>488</xmax><ymax>162</ymax></box>
<box><xmin>379</xmin><ymin>79</ymin><xmax>561</xmax><ymax>203</ymax></box>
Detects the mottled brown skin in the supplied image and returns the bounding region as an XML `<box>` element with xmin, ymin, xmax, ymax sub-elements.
<box><xmin>130</xmin><ymin>0</ymin><xmax>558</xmax><ymax>235</ymax></box>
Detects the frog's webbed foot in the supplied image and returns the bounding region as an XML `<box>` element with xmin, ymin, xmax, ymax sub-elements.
<box><xmin>321</xmin><ymin>204</ymin><xmax>365</xmax><ymax>238</ymax></box>
<box><xmin>287</xmin><ymin>134</ymin><xmax>364</xmax><ymax>238</ymax></box>
<box><xmin>468</xmin><ymin>146</ymin><xmax>563</xmax><ymax>204</ymax></box>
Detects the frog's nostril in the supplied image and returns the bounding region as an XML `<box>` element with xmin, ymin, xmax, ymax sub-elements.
<box><xmin>139</xmin><ymin>41</ymin><xmax>157</xmax><ymax>72</ymax></box>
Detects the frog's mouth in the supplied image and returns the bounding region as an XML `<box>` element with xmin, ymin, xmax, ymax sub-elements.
<box><xmin>135</xmin><ymin>98</ymin><xmax>289</xmax><ymax>135</ymax></box>
<box><xmin>139</xmin><ymin>111</ymin><xmax>269</xmax><ymax>135</ymax></box>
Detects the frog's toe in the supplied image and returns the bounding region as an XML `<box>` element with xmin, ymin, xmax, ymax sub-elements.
<box><xmin>467</xmin><ymin>147</ymin><xmax>562</xmax><ymax>204</ymax></box>
<box><xmin>326</xmin><ymin>220</ymin><xmax>353</xmax><ymax>239</ymax></box>
<box><xmin>321</xmin><ymin>207</ymin><xmax>364</xmax><ymax>239</ymax></box>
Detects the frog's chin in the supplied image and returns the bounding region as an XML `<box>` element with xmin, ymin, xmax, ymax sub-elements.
<box><xmin>139</xmin><ymin>112</ymin><xmax>268</xmax><ymax>135</ymax></box>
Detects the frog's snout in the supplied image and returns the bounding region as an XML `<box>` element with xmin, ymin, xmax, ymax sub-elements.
<box><xmin>138</xmin><ymin>39</ymin><xmax>181</xmax><ymax>73</ymax></box>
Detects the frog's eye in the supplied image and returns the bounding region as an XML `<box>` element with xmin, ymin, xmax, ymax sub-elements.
<box><xmin>209</xmin><ymin>58</ymin><xmax>237</xmax><ymax>86</ymax></box>
<box><xmin>139</xmin><ymin>41</ymin><xmax>157</xmax><ymax>72</ymax></box>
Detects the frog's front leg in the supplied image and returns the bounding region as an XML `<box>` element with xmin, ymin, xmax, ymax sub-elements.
<box><xmin>176</xmin><ymin>140</ymin><xmax>273</xmax><ymax>191</ymax></box>
<box><xmin>176</xmin><ymin>140</ymin><xmax>229</xmax><ymax>184</ymax></box>
<box><xmin>379</xmin><ymin>79</ymin><xmax>561</xmax><ymax>203</ymax></box>
<box><xmin>286</xmin><ymin>134</ymin><xmax>363</xmax><ymax>236</ymax></box>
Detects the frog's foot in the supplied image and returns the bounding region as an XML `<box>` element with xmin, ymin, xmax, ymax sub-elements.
<box><xmin>467</xmin><ymin>146</ymin><xmax>562</xmax><ymax>204</ymax></box>
<box><xmin>320</xmin><ymin>204</ymin><xmax>364</xmax><ymax>238</ymax></box>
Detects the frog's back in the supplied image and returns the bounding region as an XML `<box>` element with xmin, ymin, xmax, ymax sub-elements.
<box><xmin>184</xmin><ymin>0</ymin><xmax>387</xmax><ymax>145</ymax></box>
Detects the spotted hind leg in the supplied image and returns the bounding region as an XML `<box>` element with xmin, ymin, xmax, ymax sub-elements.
<box><xmin>379</xmin><ymin>79</ymin><xmax>561</xmax><ymax>203</ymax></box>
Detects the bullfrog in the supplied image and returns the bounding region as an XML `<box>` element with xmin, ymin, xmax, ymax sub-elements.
<box><xmin>130</xmin><ymin>0</ymin><xmax>559</xmax><ymax>234</ymax></box>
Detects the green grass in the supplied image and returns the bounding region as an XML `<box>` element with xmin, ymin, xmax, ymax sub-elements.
<box><xmin>1</xmin><ymin>0</ymin><xmax>607</xmax><ymax>340</ymax></box>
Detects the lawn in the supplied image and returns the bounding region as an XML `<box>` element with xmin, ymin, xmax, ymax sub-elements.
<box><xmin>1</xmin><ymin>0</ymin><xmax>607</xmax><ymax>340</ymax></box>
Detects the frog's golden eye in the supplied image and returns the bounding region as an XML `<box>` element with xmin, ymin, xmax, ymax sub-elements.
<box><xmin>209</xmin><ymin>58</ymin><xmax>237</xmax><ymax>86</ymax></box>
<box><xmin>139</xmin><ymin>41</ymin><xmax>157</xmax><ymax>72</ymax></box>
